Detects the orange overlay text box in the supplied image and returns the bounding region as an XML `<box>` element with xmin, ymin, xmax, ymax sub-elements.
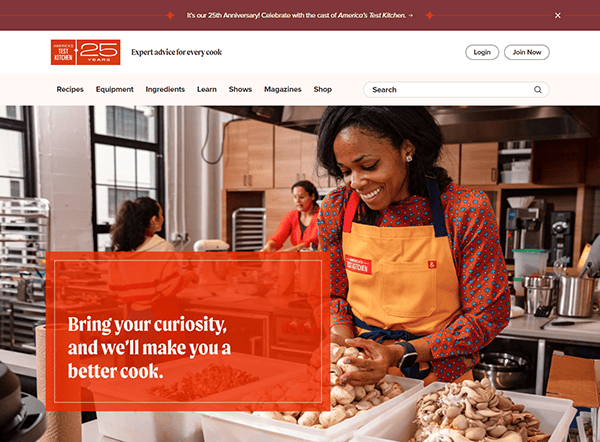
<box><xmin>45</xmin><ymin>252</ymin><xmax>330</xmax><ymax>412</ymax></box>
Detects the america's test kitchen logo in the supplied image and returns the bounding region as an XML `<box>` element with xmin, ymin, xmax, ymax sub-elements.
<box><xmin>51</xmin><ymin>40</ymin><xmax>121</xmax><ymax>65</ymax></box>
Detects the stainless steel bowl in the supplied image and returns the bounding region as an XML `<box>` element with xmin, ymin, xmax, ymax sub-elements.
<box><xmin>473</xmin><ymin>352</ymin><xmax>532</xmax><ymax>390</ymax></box>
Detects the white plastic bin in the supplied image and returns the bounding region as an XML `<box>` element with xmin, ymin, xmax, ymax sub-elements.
<box><xmin>513</xmin><ymin>249</ymin><xmax>549</xmax><ymax>298</ymax></box>
<box><xmin>92</xmin><ymin>354</ymin><xmax>306</xmax><ymax>442</ymax></box>
<box><xmin>200</xmin><ymin>376</ymin><xmax>424</xmax><ymax>442</ymax></box>
<box><xmin>353</xmin><ymin>382</ymin><xmax>576</xmax><ymax>442</ymax></box>
<box><xmin>96</xmin><ymin>411</ymin><xmax>204</xmax><ymax>442</ymax></box>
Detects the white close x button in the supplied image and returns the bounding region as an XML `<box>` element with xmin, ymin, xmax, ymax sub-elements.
<box><xmin>505</xmin><ymin>45</ymin><xmax>549</xmax><ymax>60</ymax></box>
<box><xmin>466</xmin><ymin>45</ymin><xmax>499</xmax><ymax>60</ymax></box>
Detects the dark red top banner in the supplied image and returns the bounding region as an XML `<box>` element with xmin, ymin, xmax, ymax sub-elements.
<box><xmin>2</xmin><ymin>0</ymin><xmax>600</xmax><ymax>30</ymax></box>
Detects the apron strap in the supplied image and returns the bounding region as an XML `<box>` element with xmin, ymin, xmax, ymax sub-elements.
<box><xmin>342</xmin><ymin>177</ymin><xmax>447</xmax><ymax>237</ymax></box>
<box><xmin>342</xmin><ymin>191</ymin><xmax>361</xmax><ymax>233</ymax></box>
<box><xmin>353</xmin><ymin>315</ymin><xmax>432</xmax><ymax>380</ymax></box>
<box><xmin>425</xmin><ymin>175</ymin><xmax>448</xmax><ymax>238</ymax></box>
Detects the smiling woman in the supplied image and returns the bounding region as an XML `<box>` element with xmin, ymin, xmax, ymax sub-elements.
<box><xmin>315</xmin><ymin>106</ymin><xmax>510</xmax><ymax>385</ymax></box>
<box><xmin>260</xmin><ymin>180</ymin><xmax>320</xmax><ymax>252</ymax></box>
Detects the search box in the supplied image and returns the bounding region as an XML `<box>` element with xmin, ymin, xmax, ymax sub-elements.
<box><xmin>364</xmin><ymin>82</ymin><xmax>549</xmax><ymax>98</ymax></box>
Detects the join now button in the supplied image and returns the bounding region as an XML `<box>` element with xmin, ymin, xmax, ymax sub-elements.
<box><xmin>505</xmin><ymin>45</ymin><xmax>550</xmax><ymax>60</ymax></box>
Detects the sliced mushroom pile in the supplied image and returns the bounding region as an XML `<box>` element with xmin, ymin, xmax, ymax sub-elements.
<box><xmin>251</xmin><ymin>343</ymin><xmax>404</xmax><ymax>429</ymax></box>
<box><xmin>409</xmin><ymin>378</ymin><xmax>550</xmax><ymax>442</ymax></box>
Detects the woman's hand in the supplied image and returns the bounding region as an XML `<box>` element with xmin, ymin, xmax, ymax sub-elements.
<box><xmin>338</xmin><ymin>338</ymin><xmax>397</xmax><ymax>386</ymax></box>
<box><xmin>281</xmin><ymin>244</ymin><xmax>306</xmax><ymax>252</ymax></box>
<box><xmin>260</xmin><ymin>241</ymin><xmax>276</xmax><ymax>252</ymax></box>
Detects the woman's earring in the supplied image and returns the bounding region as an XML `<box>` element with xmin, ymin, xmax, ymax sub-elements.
<box><xmin>406</xmin><ymin>155</ymin><xmax>413</xmax><ymax>162</ymax></box>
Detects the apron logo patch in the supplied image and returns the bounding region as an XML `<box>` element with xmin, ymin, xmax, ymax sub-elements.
<box><xmin>428</xmin><ymin>260</ymin><xmax>437</xmax><ymax>269</ymax></box>
<box><xmin>345</xmin><ymin>255</ymin><xmax>372</xmax><ymax>275</ymax></box>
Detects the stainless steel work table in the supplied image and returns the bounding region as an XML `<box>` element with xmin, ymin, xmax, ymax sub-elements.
<box><xmin>498</xmin><ymin>313</ymin><xmax>600</xmax><ymax>395</ymax></box>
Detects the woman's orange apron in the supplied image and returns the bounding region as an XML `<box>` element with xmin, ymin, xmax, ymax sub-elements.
<box><xmin>342</xmin><ymin>176</ymin><xmax>471</xmax><ymax>381</ymax></box>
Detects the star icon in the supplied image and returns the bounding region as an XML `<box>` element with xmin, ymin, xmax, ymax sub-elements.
<box><xmin>426</xmin><ymin>11</ymin><xmax>434</xmax><ymax>20</ymax></box>
<box><xmin>167</xmin><ymin>11</ymin><xmax>174</xmax><ymax>19</ymax></box>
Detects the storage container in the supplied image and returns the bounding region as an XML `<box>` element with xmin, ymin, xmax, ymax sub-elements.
<box><xmin>200</xmin><ymin>376</ymin><xmax>424</xmax><ymax>442</ymax></box>
<box><xmin>353</xmin><ymin>382</ymin><xmax>576</xmax><ymax>442</ymax></box>
<box><xmin>522</xmin><ymin>275</ymin><xmax>557</xmax><ymax>314</ymax></box>
<box><xmin>501</xmin><ymin>170</ymin><xmax>530</xmax><ymax>183</ymax></box>
<box><xmin>514</xmin><ymin>249</ymin><xmax>549</xmax><ymax>298</ymax></box>
<box><xmin>557</xmin><ymin>275</ymin><xmax>598</xmax><ymax>317</ymax></box>
<box><xmin>93</xmin><ymin>354</ymin><xmax>307</xmax><ymax>442</ymax></box>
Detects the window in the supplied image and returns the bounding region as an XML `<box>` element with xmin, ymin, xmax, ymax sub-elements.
<box><xmin>90</xmin><ymin>106</ymin><xmax>164</xmax><ymax>251</ymax></box>
<box><xmin>0</xmin><ymin>106</ymin><xmax>35</xmax><ymax>198</ymax></box>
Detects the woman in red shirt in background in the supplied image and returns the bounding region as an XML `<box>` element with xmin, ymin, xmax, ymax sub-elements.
<box><xmin>261</xmin><ymin>180</ymin><xmax>320</xmax><ymax>252</ymax></box>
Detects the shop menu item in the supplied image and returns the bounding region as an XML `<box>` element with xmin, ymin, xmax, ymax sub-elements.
<box><xmin>147</xmin><ymin>364</ymin><xmax>259</xmax><ymax>401</ymax></box>
<box><xmin>409</xmin><ymin>378</ymin><xmax>550</xmax><ymax>442</ymax></box>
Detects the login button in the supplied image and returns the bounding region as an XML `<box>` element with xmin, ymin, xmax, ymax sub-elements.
<box><xmin>466</xmin><ymin>45</ymin><xmax>499</xmax><ymax>60</ymax></box>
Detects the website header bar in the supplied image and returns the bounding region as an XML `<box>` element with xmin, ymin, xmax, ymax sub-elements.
<box><xmin>2</xmin><ymin>0</ymin><xmax>600</xmax><ymax>31</ymax></box>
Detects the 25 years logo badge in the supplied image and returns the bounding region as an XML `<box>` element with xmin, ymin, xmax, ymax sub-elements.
<box><xmin>51</xmin><ymin>40</ymin><xmax>121</xmax><ymax>65</ymax></box>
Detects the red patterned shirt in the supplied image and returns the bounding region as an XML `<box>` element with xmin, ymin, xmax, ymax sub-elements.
<box><xmin>317</xmin><ymin>183</ymin><xmax>510</xmax><ymax>381</ymax></box>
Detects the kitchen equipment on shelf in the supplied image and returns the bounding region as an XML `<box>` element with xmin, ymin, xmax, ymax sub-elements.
<box><xmin>193</xmin><ymin>239</ymin><xmax>230</xmax><ymax>252</ymax></box>
<box><xmin>507</xmin><ymin>196</ymin><xmax>535</xmax><ymax>209</ymax></box>
<box><xmin>522</xmin><ymin>275</ymin><xmax>557</xmax><ymax>315</ymax></box>
<box><xmin>512</xmin><ymin>249</ymin><xmax>549</xmax><ymax>298</ymax></box>
<box><xmin>0</xmin><ymin>362</ymin><xmax>46</xmax><ymax>442</ymax></box>
<box><xmin>231</xmin><ymin>208</ymin><xmax>266</xmax><ymax>251</ymax></box>
<box><xmin>0</xmin><ymin>197</ymin><xmax>50</xmax><ymax>354</ymax></box>
<box><xmin>557</xmin><ymin>276</ymin><xmax>598</xmax><ymax>317</ymax></box>
<box><xmin>473</xmin><ymin>352</ymin><xmax>532</xmax><ymax>390</ymax></box>
<box><xmin>534</xmin><ymin>305</ymin><xmax>553</xmax><ymax>318</ymax></box>
<box><xmin>578</xmin><ymin>234</ymin><xmax>600</xmax><ymax>277</ymax></box>
<box><xmin>504</xmin><ymin>199</ymin><xmax>546</xmax><ymax>262</ymax></box>
<box><xmin>554</xmin><ymin>256</ymin><xmax>569</xmax><ymax>278</ymax></box>
<box><xmin>549</xmin><ymin>211</ymin><xmax>575</xmax><ymax>266</ymax></box>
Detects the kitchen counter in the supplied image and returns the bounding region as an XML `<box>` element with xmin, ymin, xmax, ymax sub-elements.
<box><xmin>498</xmin><ymin>312</ymin><xmax>600</xmax><ymax>395</ymax></box>
<box><xmin>501</xmin><ymin>313</ymin><xmax>600</xmax><ymax>344</ymax></box>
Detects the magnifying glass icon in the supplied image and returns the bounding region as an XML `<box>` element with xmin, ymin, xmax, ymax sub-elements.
<box><xmin>534</xmin><ymin>86</ymin><xmax>542</xmax><ymax>93</ymax></box>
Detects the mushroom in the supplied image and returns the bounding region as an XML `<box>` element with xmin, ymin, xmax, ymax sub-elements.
<box><xmin>355</xmin><ymin>399</ymin><xmax>374</xmax><ymax>410</ymax></box>
<box><xmin>446</xmin><ymin>406</ymin><xmax>461</xmax><ymax>419</ymax></box>
<box><xmin>363</xmin><ymin>389</ymin><xmax>381</xmax><ymax>402</ymax></box>
<box><xmin>343</xmin><ymin>346</ymin><xmax>360</xmax><ymax>357</ymax></box>
<box><xmin>465</xmin><ymin>427</ymin><xmax>486</xmax><ymax>440</ymax></box>
<box><xmin>330</xmin><ymin>364</ymin><xmax>343</xmax><ymax>377</ymax></box>
<box><xmin>386</xmin><ymin>383</ymin><xmax>403</xmax><ymax>398</ymax></box>
<box><xmin>319</xmin><ymin>405</ymin><xmax>346</xmax><ymax>428</ymax></box>
<box><xmin>494</xmin><ymin>431</ymin><xmax>524</xmax><ymax>442</ymax></box>
<box><xmin>253</xmin><ymin>411</ymin><xmax>284</xmax><ymax>421</ymax></box>
<box><xmin>281</xmin><ymin>415</ymin><xmax>297</xmax><ymax>424</ymax></box>
<box><xmin>336</xmin><ymin>357</ymin><xmax>360</xmax><ymax>374</ymax></box>
<box><xmin>453</xmin><ymin>414</ymin><xmax>468</xmax><ymax>431</ymax></box>
<box><xmin>331</xmin><ymin>385</ymin><xmax>355</xmax><ymax>405</ymax></box>
<box><xmin>343</xmin><ymin>404</ymin><xmax>358</xmax><ymax>418</ymax></box>
<box><xmin>488</xmin><ymin>424</ymin><xmax>508</xmax><ymax>437</ymax></box>
<box><xmin>297</xmin><ymin>411</ymin><xmax>320</xmax><ymax>426</ymax></box>
<box><xmin>354</xmin><ymin>385</ymin><xmax>366</xmax><ymax>400</ymax></box>
<box><xmin>330</xmin><ymin>344</ymin><xmax>345</xmax><ymax>363</ymax></box>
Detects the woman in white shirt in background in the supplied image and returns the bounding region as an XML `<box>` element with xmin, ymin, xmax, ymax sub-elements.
<box><xmin>109</xmin><ymin>197</ymin><xmax>184</xmax><ymax>365</ymax></box>
<box><xmin>110</xmin><ymin>197</ymin><xmax>174</xmax><ymax>252</ymax></box>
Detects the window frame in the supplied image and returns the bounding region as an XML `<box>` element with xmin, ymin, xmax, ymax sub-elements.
<box><xmin>89</xmin><ymin>106</ymin><xmax>165</xmax><ymax>251</ymax></box>
<box><xmin>0</xmin><ymin>106</ymin><xmax>36</xmax><ymax>197</ymax></box>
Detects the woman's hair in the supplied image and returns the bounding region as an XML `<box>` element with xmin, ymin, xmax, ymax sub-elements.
<box><xmin>292</xmin><ymin>180</ymin><xmax>320</xmax><ymax>206</ymax></box>
<box><xmin>110</xmin><ymin>197</ymin><xmax>160</xmax><ymax>251</ymax></box>
<box><xmin>317</xmin><ymin>106</ymin><xmax>452</xmax><ymax>225</ymax></box>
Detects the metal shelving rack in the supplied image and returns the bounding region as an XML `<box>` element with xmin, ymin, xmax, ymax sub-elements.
<box><xmin>0</xmin><ymin>197</ymin><xmax>50</xmax><ymax>353</ymax></box>
<box><xmin>232</xmin><ymin>208</ymin><xmax>266</xmax><ymax>251</ymax></box>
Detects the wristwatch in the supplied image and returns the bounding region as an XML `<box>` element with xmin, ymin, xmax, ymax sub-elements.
<box><xmin>394</xmin><ymin>341</ymin><xmax>418</xmax><ymax>370</ymax></box>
